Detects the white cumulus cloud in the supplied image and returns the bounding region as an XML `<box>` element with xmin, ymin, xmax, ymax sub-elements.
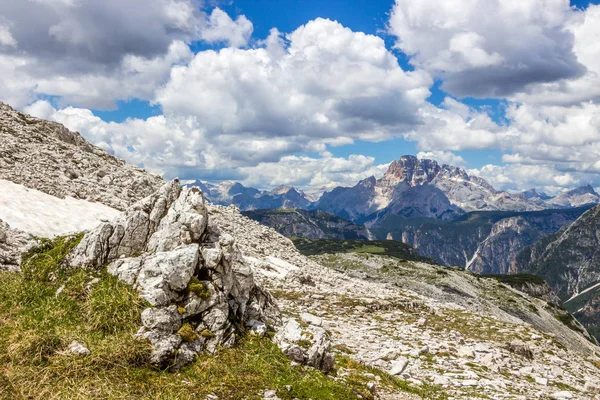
<box><xmin>200</xmin><ymin>7</ymin><xmax>253</xmax><ymax>48</ymax></box>
<box><xmin>388</xmin><ymin>0</ymin><xmax>583</xmax><ymax>98</ymax></box>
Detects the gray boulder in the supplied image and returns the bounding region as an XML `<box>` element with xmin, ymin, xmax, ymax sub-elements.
<box><xmin>273</xmin><ymin>318</ymin><xmax>335</xmax><ymax>373</ymax></box>
<box><xmin>0</xmin><ymin>219</ymin><xmax>33</xmax><ymax>272</ymax></box>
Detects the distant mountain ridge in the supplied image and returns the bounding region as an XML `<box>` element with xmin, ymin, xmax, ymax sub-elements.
<box><xmin>317</xmin><ymin>155</ymin><xmax>550</xmax><ymax>223</ymax></box>
<box><xmin>183</xmin><ymin>180</ymin><xmax>313</xmax><ymax>211</ymax></box>
<box><xmin>548</xmin><ymin>184</ymin><xmax>600</xmax><ymax>208</ymax></box>
<box><xmin>187</xmin><ymin>156</ymin><xmax>600</xmax><ymax>223</ymax></box>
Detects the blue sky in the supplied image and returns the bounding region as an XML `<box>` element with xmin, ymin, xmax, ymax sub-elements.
<box><xmin>93</xmin><ymin>0</ymin><xmax>592</xmax><ymax>171</ymax></box>
<box><xmin>89</xmin><ymin>0</ymin><xmax>517</xmax><ymax>170</ymax></box>
<box><xmin>3</xmin><ymin>0</ymin><xmax>600</xmax><ymax>194</ymax></box>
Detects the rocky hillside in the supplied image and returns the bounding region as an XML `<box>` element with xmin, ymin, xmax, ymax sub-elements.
<box><xmin>207</xmin><ymin>205</ymin><xmax>600</xmax><ymax>398</ymax></box>
<box><xmin>243</xmin><ymin>208</ymin><xmax>372</xmax><ymax>240</ymax></box>
<box><xmin>0</xmin><ymin>102</ymin><xmax>163</xmax><ymax>211</ymax></box>
<box><xmin>513</xmin><ymin>205</ymin><xmax>600</xmax><ymax>338</ymax></box>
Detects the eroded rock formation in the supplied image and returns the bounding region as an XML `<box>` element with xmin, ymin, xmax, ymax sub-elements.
<box><xmin>69</xmin><ymin>180</ymin><xmax>281</xmax><ymax>367</ymax></box>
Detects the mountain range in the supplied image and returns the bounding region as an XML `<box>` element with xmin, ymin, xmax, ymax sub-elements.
<box><xmin>203</xmin><ymin>156</ymin><xmax>600</xmax><ymax>341</ymax></box>
<box><xmin>188</xmin><ymin>156</ymin><xmax>600</xmax><ymax>219</ymax></box>
<box><xmin>183</xmin><ymin>180</ymin><xmax>314</xmax><ymax>211</ymax></box>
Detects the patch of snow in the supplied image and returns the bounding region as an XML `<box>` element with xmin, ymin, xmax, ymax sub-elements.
<box><xmin>0</xmin><ymin>179</ymin><xmax>121</xmax><ymax>238</ymax></box>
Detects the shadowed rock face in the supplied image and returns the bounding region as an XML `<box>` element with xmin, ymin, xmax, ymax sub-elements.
<box><xmin>515</xmin><ymin>205</ymin><xmax>600</xmax><ymax>301</ymax></box>
<box><xmin>511</xmin><ymin>205</ymin><xmax>600</xmax><ymax>339</ymax></box>
<box><xmin>70</xmin><ymin>180</ymin><xmax>281</xmax><ymax>368</ymax></box>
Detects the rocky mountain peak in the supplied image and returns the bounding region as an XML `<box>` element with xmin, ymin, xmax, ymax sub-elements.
<box><xmin>523</xmin><ymin>188</ymin><xmax>551</xmax><ymax>200</ymax></box>
<box><xmin>357</xmin><ymin>175</ymin><xmax>377</xmax><ymax>188</ymax></box>
<box><xmin>550</xmin><ymin>184</ymin><xmax>600</xmax><ymax>208</ymax></box>
<box><xmin>439</xmin><ymin>164</ymin><xmax>469</xmax><ymax>179</ymax></box>
<box><xmin>269</xmin><ymin>185</ymin><xmax>296</xmax><ymax>195</ymax></box>
<box><xmin>383</xmin><ymin>155</ymin><xmax>441</xmax><ymax>187</ymax></box>
<box><xmin>572</xmin><ymin>184</ymin><xmax>597</xmax><ymax>195</ymax></box>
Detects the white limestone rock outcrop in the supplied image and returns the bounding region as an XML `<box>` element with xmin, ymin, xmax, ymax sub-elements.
<box><xmin>273</xmin><ymin>318</ymin><xmax>335</xmax><ymax>373</ymax></box>
<box><xmin>69</xmin><ymin>180</ymin><xmax>281</xmax><ymax>367</ymax></box>
<box><xmin>0</xmin><ymin>219</ymin><xmax>33</xmax><ymax>272</ymax></box>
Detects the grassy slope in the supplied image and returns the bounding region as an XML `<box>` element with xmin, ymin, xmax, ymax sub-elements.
<box><xmin>291</xmin><ymin>238</ymin><xmax>437</xmax><ymax>264</ymax></box>
<box><xmin>0</xmin><ymin>235</ymin><xmax>431</xmax><ymax>400</ymax></box>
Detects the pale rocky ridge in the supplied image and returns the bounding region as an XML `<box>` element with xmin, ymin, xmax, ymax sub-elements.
<box><xmin>0</xmin><ymin>102</ymin><xmax>163</xmax><ymax>211</ymax></box>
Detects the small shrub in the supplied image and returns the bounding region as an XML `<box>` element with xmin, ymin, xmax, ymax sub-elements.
<box><xmin>297</xmin><ymin>339</ymin><xmax>312</xmax><ymax>349</ymax></box>
<box><xmin>200</xmin><ymin>329</ymin><xmax>215</xmax><ymax>338</ymax></box>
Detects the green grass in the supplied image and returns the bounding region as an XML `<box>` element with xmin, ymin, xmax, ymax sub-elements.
<box><xmin>351</xmin><ymin>245</ymin><xmax>385</xmax><ymax>254</ymax></box>
<box><xmin>20</xmin><ymin>233</ymin><xmax>84</xmax><ymax>281</ymax></box>
<box><xmin>0</xmin><ymin>235</ymin><xmax>421</xmax><ymax>400</ymax></box>
<box><xmin>292</xmin><ymin>238</ymin><xmax>437</xmax><ymax>263</ymax></box>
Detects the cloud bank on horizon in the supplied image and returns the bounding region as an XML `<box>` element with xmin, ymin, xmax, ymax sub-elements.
<box><xmin>1</xmin><ymin>0</ymin><xmax>600</xmax><ymax>195</ymax></box>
